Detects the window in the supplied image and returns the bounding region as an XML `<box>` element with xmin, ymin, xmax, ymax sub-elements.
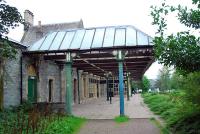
<box><xmin>49</xmin><ymin>79</ymin><xmax>53</xmax><ymax>102</ymax></box>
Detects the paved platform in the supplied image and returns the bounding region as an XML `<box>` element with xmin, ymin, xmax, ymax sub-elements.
<box><xmin>78</xmin><ymin>119</ymin><xmax>160</xmax><ymax>134</ymax></box>
<box><xmin>73</xmin><ymin>94</ymin><xmax>162</xmax><ymax>134</ymax></box>
<box><xmin>73</xmin><ymin>94</ymin><xmax>156</xmax><ymax>119</ymax></box>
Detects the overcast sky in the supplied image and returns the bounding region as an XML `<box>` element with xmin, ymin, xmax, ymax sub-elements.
<box><xmin>6</xmin><ymin>0</ymin><xmax>193</xmax><ymax>79</ymax></box>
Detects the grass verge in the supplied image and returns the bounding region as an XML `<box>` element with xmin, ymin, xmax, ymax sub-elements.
<box><xmin>0</xmin><ymin>108</ymin><xmax>86</xmax><ymax>134</ymax></box>
<box><xmin>150</xmin><ymin>117</ymin><xmax>169</xmax><ymax>134</ymax></box>
<box><xmin>142</xmin><ymin>92</ymin><xmax>200</xmax><ymax>133</ymax></box>
<box><xmin>114</xmin><ymin>115</ymin><xmax>129</xmax><ymax>123</ymax></box>
<box><xmin>42</xmin><ymin>116</ymin><xmax>86</xmax><ymax>134</ymax></box>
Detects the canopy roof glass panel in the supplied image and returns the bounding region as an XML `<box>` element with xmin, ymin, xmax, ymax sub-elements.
<box><xmin>49</xmin><ymin>31</ymin><xmax>66</xmax><ymax>50</ymax></box>
<box><xmin>28</xmin><ymin>25</ymin><xmax>153</xmax><ymax>52</ymax></box>
<box><xmin>59</xmin><ymin>31</ymin><xmax>75</xmax><ymax>50</ymax></box>
<box><xmin>114</xmin><ymin>28</ymin><xmax>126</xmax><ymax>46</ymax></box>
<box><xmin>92</xmin><ymin>28</ymin><xmax>105</xmax><ymax>48</ymax></box>
<box><xmin>80</xmin><ymin>29</ymin><xmax>95</xmax><ymax>49</ymax></box>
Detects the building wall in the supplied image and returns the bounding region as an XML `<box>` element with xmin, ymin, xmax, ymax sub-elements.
<box><xmin>22</xmin><ymin>56</ymin><xmax>62</xmax><ymax>103</ymax></box>
<box><xmin>38</xmin><ymin>59</ymin><xmax>61</xmax><ymax>102</ymax></box>
<box><xmin>3</xmin><ymin>49</ymin><xmax>22</xmax><ymax>108</ymax></box>
<box><xmin>3</xmin><ymin>50</ymin><xmax>107</xmax><ymax>109</ymax></box>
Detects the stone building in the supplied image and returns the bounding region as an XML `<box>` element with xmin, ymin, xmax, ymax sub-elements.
<box><xmin>0</xmin><ymin>10</ymin><xmax>108</xmax><ymax>109</ymax></box>
<box><xmin>1</xmin><ymin>10</ymin><xmax>154</xmax><ymax>116</ymax></box>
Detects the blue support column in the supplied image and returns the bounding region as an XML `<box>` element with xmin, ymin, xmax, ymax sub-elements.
<box><xmin>118</xmin><ymin>61</ymin><xmax>124</xmax><ymax>116</ymax></box>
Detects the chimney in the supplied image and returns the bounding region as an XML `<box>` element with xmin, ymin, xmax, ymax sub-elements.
<box><xmin>24</xmin><ymin>10</ymin><xmax>34</xmax><ymax>31</ymax></box>
<box><xmin>38</xmin><ymin>21</ymin><xmax>41</xmax><ymax>27</ymax></box>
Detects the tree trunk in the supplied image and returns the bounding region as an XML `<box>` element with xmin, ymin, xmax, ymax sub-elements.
<box><xmin>0</xmin><ymin>60</ymin><xmax>3</xmax><ymax>110</ymax></box>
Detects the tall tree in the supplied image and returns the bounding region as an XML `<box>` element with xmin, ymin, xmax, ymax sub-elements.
<box><xmin>151</xmin><ymin>0</ymin><xmax>200</xmax><ymax>73</ymax></box>
<box><xmin>0</xmin><ymin>0</ymin><xmax>23</xmax><ymax>59</ymax></box>
<box><xmin>141</xmin><ymin>76</ymin><xmax>150</xmax><ymax>92</ymax></box>
<box><xmin>155</xmin><ymin>66</ymin><xmax>171</xmax><ymax>91</ymax></box>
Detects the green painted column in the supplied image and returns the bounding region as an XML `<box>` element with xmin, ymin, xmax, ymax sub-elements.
<box><xmin>65</xmin><ymin>63</ymin><xmax>72</xmax><ymax>115</ymax></box>
<box><xmin>65</xmin><ymin>52</ymin><xmax>73</xmax><ymax>115</ymax></box>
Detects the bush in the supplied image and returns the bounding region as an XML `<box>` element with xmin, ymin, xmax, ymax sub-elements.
<box><xmin>143</xmin><ymin>92</ymin><xmax>200</xmax><ymax>133</ymax></box>
<box><xmin>0</xmin><ymin>104</ymin><xmax>86</xmax><ymax>134</ymax></box>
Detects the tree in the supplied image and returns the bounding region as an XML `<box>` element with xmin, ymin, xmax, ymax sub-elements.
<box><xmin>155</xmin><ymin>66</ymin><xmax>171</xmax><ymax>91</ymax></box>
<box><xmin>141</xmin><ymin>76</ymin><xmax>150</xmax><ymax>92</ymax></box>
<box><xmin>0</xmin><ymin>0</ymin><xmax>23</xmax><ymax>59</ymax></box>
<box><xmin>170</xmin><ymin>70</ymin><xmax>184</xmax><ymax>90</ymax></box>
<box><xmin>151</xmin><ymin>0</ymin><xmax>200</xmax><ymax>73</ymax></box>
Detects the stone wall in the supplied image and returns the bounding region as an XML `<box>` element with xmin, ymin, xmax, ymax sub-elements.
<box><xmin>38</xmin><ymin>59</ymin><xmax>61</xmax><ymax>102</ymax></box>
<box><xmin>22</xmin><ymin>56</ymin><xmax>62</xmax><ymax>103</ymax></box>
<box><xmin>3</xmin><ymin>49</ymin><xmax>22</xmax><ymax>108</ymax></box>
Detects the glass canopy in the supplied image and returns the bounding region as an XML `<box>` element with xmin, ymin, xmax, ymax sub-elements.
<box><xmin>28</xmin><ymin>25</ymin><xmax>153</xmax><ymax>52</ymax></box>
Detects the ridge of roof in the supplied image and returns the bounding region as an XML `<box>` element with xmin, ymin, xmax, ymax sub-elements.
<box><xmin>31</xmin><ymin>20</ymin><xmax>83</xmax><ymax>28</ymax></box>
<box><xmin>44</xmin><ymin>25</ymin><xmax>153</xmax><ymax>39</ymax></box>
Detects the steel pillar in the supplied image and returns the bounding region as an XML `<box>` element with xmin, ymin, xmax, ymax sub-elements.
<box><xmin>118</xmin><ymin>61</ymin><xmax>124</xmax><ymax>116</ymax></box>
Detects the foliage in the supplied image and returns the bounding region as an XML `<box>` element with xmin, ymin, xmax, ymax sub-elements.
<box><xmin>182</xmin><ymin>72</ymin><xmax>200</xmax><ymax>106</ymax></box>
<box><xmin>114</xmin><ymin>115</ymin><xmax>129</xmax><ymax>123</ymax></box>
<box><xmin>0</xmin><ymin>0</ymin><xmax>23</xmax><ymax>59</ymax></box>
<box><xmin>0</xmin><ymin>104</ymin><xmax>86</xmax><ymax>134</ymax></box>
<box><xmin>0</xmin><ymin>38</ymin><xmax>17</xmax><ymax>59</ymax></box>
<box><xmin>141</xmin><ymin>76</ymin><xmax>150</xmax><ymax>92</ymax></box>
<box><xmin>0</xmin><ymin>0</ymin><xmax>22</xmax><ymax>37</ymax></box>
<box><xmin>41</xmin><ymin>116</ymin><xmax>86</xmax><ymax>134</ymax></box>
<box><xmin>151</xmin><ymin>0</ymin><xmax>200</xmax><ymax>73</ymax></box>
<box><xmin>155</xmin><ymin>66</ymin><xmax>171</xmax><ymax>91</ymax></box>
<box><xmin>150</xmin><ymin>117</ymin><xmax>169</xmax><ymax>134</ymax></box>
<box><xmin>143</xmin><ymin>93</ymin><xmax>200</xmax><ymax>133</ymax></box>
<box><xmin>170</xmin><ymin>70</ymin><xmax>184</xmax><ymax>90</ymax></box>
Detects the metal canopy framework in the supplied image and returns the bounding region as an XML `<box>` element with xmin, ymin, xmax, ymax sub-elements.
<box><xmin>25</xmin><ymin>25</ymin><xmax>154</xmax><ymax>80</ymax></box>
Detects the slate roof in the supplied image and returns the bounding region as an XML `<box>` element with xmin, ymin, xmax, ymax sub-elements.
<box><xmin>21</xmin><ymin>20</ymin><xmax>84</xmax><ymax>47</ymax></box>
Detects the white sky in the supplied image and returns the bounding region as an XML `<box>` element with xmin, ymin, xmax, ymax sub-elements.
<box><xmin>5</xmin><ymin>0</ymin><xmax>193</xmax><ymax>79</ymax></box>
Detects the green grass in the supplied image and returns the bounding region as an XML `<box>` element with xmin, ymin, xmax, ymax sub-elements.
<box><xmin>150</xmin><ymin>117</ymin><xmax>169</xmax><ymax>134</ymax></box>
<box><xmin>41</xmin><ymin>116</ymin><xmax>86</xmax><ymax>134</ymax></box>
<box><xmin>0</xmin><ymin>109</ymin><xmax>86</xmax><ymax>134</ymax></box>
<box><xmin>114</xmin><ymin>115</ymin><xmax>129</xmax><ymax>123</ymax></box>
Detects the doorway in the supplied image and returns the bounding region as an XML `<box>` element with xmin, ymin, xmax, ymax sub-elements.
<box><xmin>48</xmin><ymin>79</ymin><xmax>53</xmax><ymax>102</ymax></box>
<box><xmin>28</xmin><ymin>76</ymin><xmax>37</xmax><ymax>102</ymax></box>
<box><xmin>73</xmin><ymin>79</ymin><xmax>77</xmax><ymax>103</ymax></box>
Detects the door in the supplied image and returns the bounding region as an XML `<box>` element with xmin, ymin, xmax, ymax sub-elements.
<box><xmin>73</xmin><ymin>79</ymin><xmax>77</xmax><ymax>103</ymax></box>
<box><xmin>28</xmin><ymin>76</ymin><xmax>37</xmax><ymax>103</ymax></box>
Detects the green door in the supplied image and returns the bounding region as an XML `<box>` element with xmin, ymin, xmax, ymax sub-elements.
<box><xmin>28</xmin><ymin>76</ymin><xmax>37</xmax><ymax>103</ymax></box>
